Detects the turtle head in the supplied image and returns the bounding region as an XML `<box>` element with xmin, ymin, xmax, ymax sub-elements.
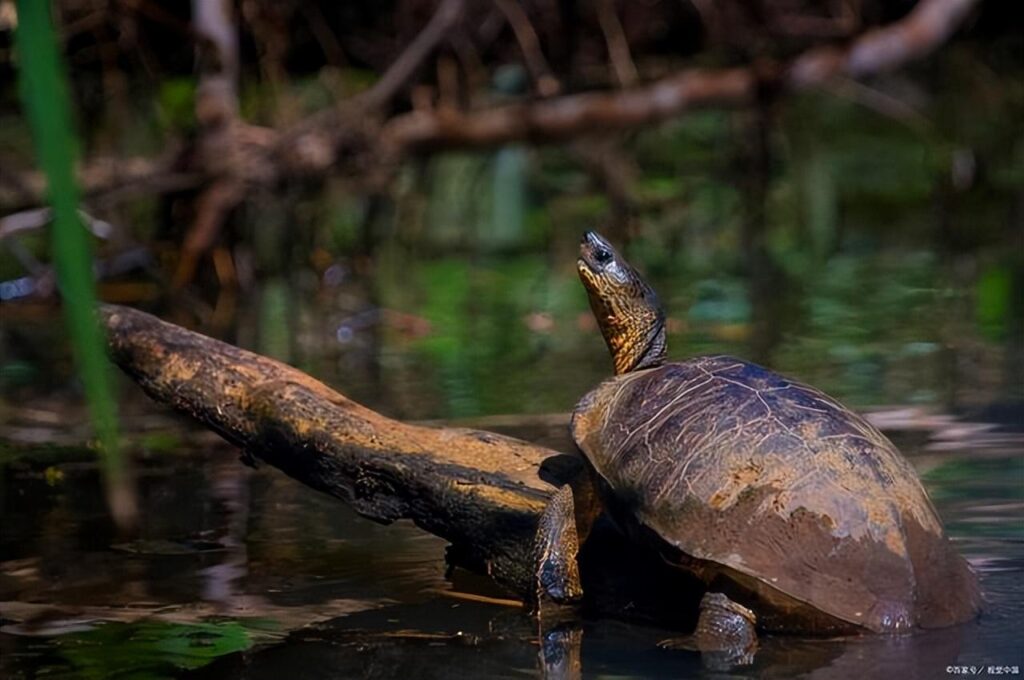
<box><xmin>578</xmin><ymin>231</ymin><xmax>666</xmax><ymax>375</ymax></box>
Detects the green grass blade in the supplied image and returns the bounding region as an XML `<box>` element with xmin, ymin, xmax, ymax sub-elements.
<box><xmin>14</xmin><ymin>1</ymin><xmax>134</xmax><ymax>526</ymax></box>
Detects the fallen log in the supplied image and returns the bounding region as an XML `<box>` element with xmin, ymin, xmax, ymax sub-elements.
<box><xmin>100</xmin><ymin>303</ymin><xmax>582</xmax><ymax>599</ymax></box>
<box><xmin>101</xmin><ymin>304</ymin><xmax>703</xmax><ymax>624</ymax></box>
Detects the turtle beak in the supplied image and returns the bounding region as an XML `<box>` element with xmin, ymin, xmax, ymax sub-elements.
<box><xmin>579</xmin><ymin>231</ymin><xmax>613</xmax><ymax>273</ymax></box>
<box><xmin>581</xmin><ymin>231</ymin><xmax>608</xmax><ymax>249</ymax></box>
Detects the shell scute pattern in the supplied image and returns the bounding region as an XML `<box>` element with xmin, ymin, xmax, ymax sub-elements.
<box><xmin>575</xmin><ymin>355</ymin><xmax>940</xmax><ymax>539</ymax></box>
<box><xmin>570</xmin><ymin>355</ymin><xmax>975</xmax><ymax>632</ymax></box>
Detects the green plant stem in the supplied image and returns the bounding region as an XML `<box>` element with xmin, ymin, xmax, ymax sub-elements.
<box><xmin>15</xmin><ymin>1</ymin><xmax>133</xmax><ymax>524</ymax></box>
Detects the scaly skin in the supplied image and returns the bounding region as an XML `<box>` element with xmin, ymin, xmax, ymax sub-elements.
<box><xmin>659</xmin><ymin>593</ymin><xmax>758</xmax><ymax>669</ymax></box>
<box><xmin>577</xmin><ymin>231</ymin><xmax>666</xmax><ymax>376</ymax></box>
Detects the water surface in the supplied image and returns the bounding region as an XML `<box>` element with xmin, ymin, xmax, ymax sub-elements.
<box><xmin>1</xmin><ymin>402</ymin><xmax>1021</xmax><ymax>678</ymax></box>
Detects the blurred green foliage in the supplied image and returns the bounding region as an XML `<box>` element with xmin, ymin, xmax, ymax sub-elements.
<box><xmin>44</xmin><ymin>620</ymin><xmax>257</xmax><ymax>678</ymax></box>
<box><xmin>2</xmin><ymin>13</ymin><xmax>1021</xmax><ymax>426</ymax></box>
<box><xmin>925</xmin><ymin>457</ymin><xmax>1024</xmax><ymax>539</ymax></box>
<box><xmin>156</xmin><ymin>77</ymin><xmax>198</xmax><ymax>134</ymax></box>
<box><xmin>349</xmin><ymin>67</ymin><xmax>1022</xmax><ymax>418</ymax></box>
<box><xmin>977</xmin><ymin>265</ymin><xmax>1013</xmax><ymax>341</ymax></box>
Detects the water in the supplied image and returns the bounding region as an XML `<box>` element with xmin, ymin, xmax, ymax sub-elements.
<box><xmin>1</xmin><ymin>397</ymin><xmax>1021</xmax><ymax>678</ymax></box>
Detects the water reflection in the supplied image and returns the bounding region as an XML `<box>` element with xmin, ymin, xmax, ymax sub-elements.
<box><xmin>184</xmin><ymin>588</ymin><xmax>1004</xmax><ymax>680</ymax></box>
<box><xmin>1</xmin><ymin>416</ymin><xmax>1021</xmax><ymax>678</ymax></box>
<box><xmin>197</xmin><ymin>460</ymin><xmax>251</xmax><ymax>608</ymax></box>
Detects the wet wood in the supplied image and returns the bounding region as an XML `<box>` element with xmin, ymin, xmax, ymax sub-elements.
<box><xmin>100</xmin><ymin>304</ymin><xmax>579</xmax><ymax>597</ymax></box>
<box><xmin>431</xmin><ymin>589</ymin><xmax>524</xmax><ymax>608</ymax></box>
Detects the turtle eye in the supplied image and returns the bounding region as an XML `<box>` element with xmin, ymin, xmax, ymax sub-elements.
<box><xmin>593</xmin><ymin>248</ymin><xmax>613</xmax><ymax>265</ymax></box>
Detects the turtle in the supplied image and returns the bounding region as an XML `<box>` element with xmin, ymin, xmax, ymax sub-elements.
<box><xmin>533</xmin><ymin>231</ymin><xmax>982</xmax><ymax>658</ymax></box>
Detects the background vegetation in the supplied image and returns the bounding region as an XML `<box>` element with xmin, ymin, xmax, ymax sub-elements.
<box><xmin>1</xmin><ymin>2</ymin><xmax>1022</xmax><ymax>677</ymax></box>
<box><xmin>0</xmin><ymin>0</ymin><xmax>1020</xmax><ymax>433</ymax></box>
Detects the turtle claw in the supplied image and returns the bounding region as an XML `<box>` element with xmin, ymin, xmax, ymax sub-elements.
<box><xmin>692</xmin><ymin>592</ymin><xmax>757</xmax><ymax>650</ymax></box>
<box><xmin>659</xmin><ymin>592</ymin><xmax>758</xmax><ymax>668</ymax></box>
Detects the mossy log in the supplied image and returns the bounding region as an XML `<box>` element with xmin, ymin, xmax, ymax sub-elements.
<box><xmin>100</xmin><ymin>304</ymin><xmax>586</xmax><ymax>599</ymax></box>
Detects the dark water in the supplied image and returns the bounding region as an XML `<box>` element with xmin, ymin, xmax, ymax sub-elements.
<box><xmin>1</xmin><ymin>403</ymin><xmax>1021</xmax><ymax>679</ymax></box>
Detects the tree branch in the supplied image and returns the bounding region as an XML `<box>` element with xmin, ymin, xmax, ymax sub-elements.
<box><xmin>283</xmin><ymin>0</ymin><xmax>465</xmax><ymax>145</ymax></box>
<box><xmin>383</xmin><ymin>66</ymin><xmax>756</xmax><ymax>150</ymax></box>
<box><xmin>2</xmin><ymin>0</ymin><xmax>978</xmax><ymax>209</ymax></box>
<box><xmin>596</xmin><ymin>0</ymin><xmax>638</xmax><ymax>88</ymax></box>
<box><xmin>495</xmin><ymin>0</ymin><xmax>560</xmax><ymax>96</ymax></box>
<box><xmin>383</xmin><ymin>0</ymin><xmax>977</xmax><ymax>151</ymax></box>
<box><xmin>787</xmin><ymin>0</ymin><xmax>977</xmax><ymax>84</ymax></box>
<box><xmin>358</xmin><ymin>0</ymin><xmax>467</xmax><ymax>109</ymax></box>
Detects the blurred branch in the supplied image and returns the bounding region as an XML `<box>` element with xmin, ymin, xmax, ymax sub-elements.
<box><xmin>495</xmin><ymin>0</ymin><xmax>560</xmax><ymax>96</ymax></box>
<box><xmin>383</xmin><ymin>65</ymin><xmax>755</xmax><ymax>150</ymax></box>
<box><xmin>176</xmin><ymin>0</ymin><xmax>243</xmax><ymax>288</ymax></box>
<box><xmin>193</xmin><ymin>0</ymin><xmax>237</xmax><ymax>85</ymax></box>
<box><xmin>276</xmin><ymin>0</ymin><xmax>466</xmax><ymax>174</ymax></box>
<box><xmin>119</xmin><ymin>0</ymin><xmax>197</xmax><ymax>41</ymax></box>
<box><xmin>2</xmin><ymin>155</ymin><xmax>197</xmax><ymax>210</ymax></box>
<box><xmin>596</xmin><ymin>0</ymin><xmax>638</xmax><ymax>87</ymax></box>
<box><xmin>4</xmin><ymin>0</ymin><xmax>978</xmax><ymax>206</ymax></box>
<box><xmin>786</xmin><ymin>0</ymin><xmax>976</xmax><ymax>83</ymax></box>
<box><xmin>0</xmin><ymin>206</ymin><xmax>114</xmax><ymax>240</ymax></box>
<box><xmin>299</xmin><ymin>2</ymin><xmax>346</xmax><ymax>67</ymax></box>
<box><xmin>286</xmin><ymin>0</ymin><xmax>465</xmax><ymax>142</ymax></box>
<box><xmin>360</xmin><ymin>0</ymin><xmax>466</xmax><ymax>109</ymax></box>
<box><xmin>172</xmin><ymin>178</ymin><xmax>244</xmax><ymax>288</ymax></box>
<box><xmin>384</xmin><ymin>0</ymin><xmax>977</xmax><ymax>150</ymax></box>
<box><xmin>823</xmin><ymin>77</ymin><xmax>933</xmax><ymax>131</ymax></box>
<box><xmin>768</xmin><ymin>2</ymin><xmax>860</xmax><ymax>39</ymax></box>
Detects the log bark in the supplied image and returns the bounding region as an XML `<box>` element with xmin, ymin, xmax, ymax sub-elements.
<box><xmin>100</xmin><ymin>304</ymin><xmax>580</xmax><ymax>597</ymax></box>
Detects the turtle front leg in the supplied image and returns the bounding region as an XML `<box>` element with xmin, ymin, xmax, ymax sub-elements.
<box><xmin>659</xmin><ymin>592</ymin><xmax>757</xmax><ymax>667</ymax></box>
<box><xmin>533</xmin><ymin>484</ymin><xmax>585</xmax><ymax>680</ymax></box>
<box><xmin>533</xmin><ymin>484</ymin><xmax>584</xmax><ymax>607</ymax></box>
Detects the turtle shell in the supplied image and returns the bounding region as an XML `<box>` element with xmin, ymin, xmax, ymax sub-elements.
<box><xmin>571</xmin><ymin>355</ymin><xmax>981</xmax><ymax>634</ymax></box>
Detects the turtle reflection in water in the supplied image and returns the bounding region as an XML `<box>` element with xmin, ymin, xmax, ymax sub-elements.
<box><xmin>533</xmin><ymin>231</ymin><xmax>982</xmax><ymax>666</ymax></box>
